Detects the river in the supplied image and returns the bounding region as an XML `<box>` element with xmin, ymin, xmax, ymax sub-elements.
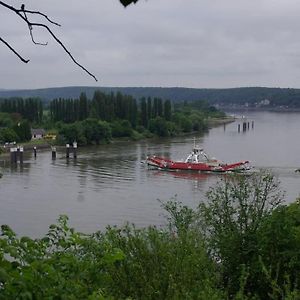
<box><xmin>0</xmin><ymin>111</ymin><xmax>299</xmax><ymax>237</ymax></box>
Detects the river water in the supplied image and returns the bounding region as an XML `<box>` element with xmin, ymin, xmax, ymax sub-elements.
<box><xmin>0</xmin><ymin>111</ymin><xmax>299</xmax><ymax>237</ymax></box>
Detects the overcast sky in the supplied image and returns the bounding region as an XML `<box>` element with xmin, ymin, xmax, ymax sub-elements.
<box><xmin>1</xmin><ymin>0</ymin><xmax>300</xmax><ymax>89</ymax></box>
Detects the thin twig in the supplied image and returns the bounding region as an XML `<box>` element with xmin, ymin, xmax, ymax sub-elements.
<box><xmin>20</xmin><ymin>9</ymin><xmax>62</xmax><ymax>27</ymax></box>
<box><xmin>0</xmin><ymin>37</ymin><xmax>29</xmax><ymax>63</ymax></box>
<box><xmin>0</xmin><ymin>1</ymin><xmax>97</xmax><ymax>81</ymax></box>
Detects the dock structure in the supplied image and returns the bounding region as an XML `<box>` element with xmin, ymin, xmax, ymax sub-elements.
<box><xmin>10</xmin><ymin>146</ymin><xmax>24</xmax><ymax>165</ymax></box>
<box><xmin>66</xmin><ymin>142</ymin><xmax>78</xmax><ymax>159</ymax></box>
<box><xmin>237</xmin><ymin>117</ymin><xmax>254</xmax><ymax>133</ymax></box>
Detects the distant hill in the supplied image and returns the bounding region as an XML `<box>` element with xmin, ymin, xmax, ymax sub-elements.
<box><xmin>1</xmin><ymin>86</ymin><xmax>300</xmax><ymax>108</ymax></box>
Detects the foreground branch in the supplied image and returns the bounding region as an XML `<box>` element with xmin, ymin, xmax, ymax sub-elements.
<box><xmin>0</xmin><ymin>1</ymin><xmax>97</xmax><ymax>81</ymax></box>
<box><xmin>0</xmin><ymin>37</ymin><xmax>29</xmax><ymax>63</ymax></box>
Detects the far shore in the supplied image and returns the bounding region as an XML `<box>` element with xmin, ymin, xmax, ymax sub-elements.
<box><xmin>0</xmin><ymin>116</ymin><xmax>235</xmax><ymax>158</ymax></box>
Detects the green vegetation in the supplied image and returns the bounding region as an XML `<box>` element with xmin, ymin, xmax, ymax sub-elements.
<box><xmin>0</xmin><ymin>91</ymin><xmax>226</xmax><ymax>146</ymax></box>
<box><xmin>49</xmin><ymin>91</ymin><xmax>222</xmax><ymax>144</ymax></box>
<box><xmin>0</xmin><ymin>172</ymin><xmax>299</xmax><ymax>299</ymax></box>
<box><xmin>49</xmin><ymin>91</ymin><xmax>225</xmax><ymax>145</ymax></box>
<box><xmin>0</xmin><ymin>112</ymin><xmax>32</xmax><ymax>144</ymax></box>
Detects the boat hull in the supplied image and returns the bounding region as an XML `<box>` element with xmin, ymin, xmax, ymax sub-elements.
<box><xmin>146</xmin><ymin>156</ymin><xmax>250</xmax><ymax>173</ymax></box>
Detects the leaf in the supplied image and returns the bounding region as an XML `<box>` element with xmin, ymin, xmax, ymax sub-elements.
<box><xmin>0</xmin><ymin>267</ymin><xmax>8</xmax><ymax>282</ymax></box>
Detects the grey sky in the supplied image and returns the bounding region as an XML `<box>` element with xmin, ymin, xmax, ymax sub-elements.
<box><xmin>1</xmin><ymin>0</ymin><xmax>300</xmax><ymax>89</ymax></box>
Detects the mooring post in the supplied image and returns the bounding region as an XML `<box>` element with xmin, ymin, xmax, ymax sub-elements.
<box><xmin>51</xmin><ymin>146</ymin><xmax>56</xmax><ymax>160</ymax></box>
<box><xmin>247</xmin><ymin>122</ymin><xmax>250</xmax><ymax>129</ymax></box>
<box><xmin>66</xmin><ymin>144</ymin><xmax>70</xmax><ymax>158</ymax></box>
<box><xmin>10</xmin><ymin>147</ymin><xmax>17</xmax><ymax>164</ymax></box>
<box><xmin>243</xmin><ymin>122</ymin><xmax>247</xmax><ymax>131</ymax></box>
<box><xmin>19</xmin><ymin>146</ymin><xmax>24</xmax><ymax>164</ymax></box>
<box><xmin>73</xmin><ymin>141</ymin><xmax>77</xmax><ymax>159</ymax></box>
<box><xmin>238</xmin><ymin>124</ymin><xmax>241</xmax><ymax>132</ymax></box>
<box><xmin>33</xmin><ymin>146</ymin><xmax>37</xmax><ymax>158</ymax></box>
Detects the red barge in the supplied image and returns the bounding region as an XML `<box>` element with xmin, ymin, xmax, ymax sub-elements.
<box><xmin>146</xmin><ymin>145</ymin><xmax>250</xmax><ymax>173</ymax></box>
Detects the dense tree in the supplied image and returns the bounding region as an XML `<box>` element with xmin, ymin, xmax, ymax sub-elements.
<box><xmin>0</xmin><ymin>97</ymin><xmax>43</xmax><ymax>123</ymax></box>
<box><xmin>149</xmin><ymin>116</ymin><xmax>170</xmax><ymax>137</ymax></box>
<box><xmin>78</xmin><ymin>93</ymin><xmax>88</xmax><ymax>121</ymax></box>
<box><xmin>59</xmin><ymin>119</ymin><xmax>111</xmax><ymax>145</ymax></box>
<box><xmin>140</xmin><ymin>97</ymin><xmax>148</xmax><ymax>128</ymax></box>
<box><xmin>147</xmin><ymin>97</ymin><xmax>152</xmax><ymax>120</ymax></box>
<box><xmin>0</xmin><ymin>127</ymin><xmax>18</xmax><ymax>143</ymax></box>
<box><xmin>164</xmin><ymin>99</ymin><xmax>172</xmax><ymax>121</ymax></box>
<box><xmin>199</xmin><ymin>172</ymin><xmax>284</xmax><ymax>298</ymax></box>
<box><xmin>13</xmin><ymin>120</ymin><xmax>32</xmax><ymax>142</ymax></box>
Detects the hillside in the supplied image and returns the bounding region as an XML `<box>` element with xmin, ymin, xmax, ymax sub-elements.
<box><xmin>1</xmin><ymin>86</ymin><xmax>300</xmax><ymax>108</ymax></box>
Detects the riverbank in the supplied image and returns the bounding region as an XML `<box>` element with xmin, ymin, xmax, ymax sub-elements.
<box><xmin>206</xmin><ymin>116</ymin><xmax>235</xmax><ymax>127</ymax></box>
<box><xmin>0</xmin><ymin>116</ymin><xmax>234</xmax><ymax>157</ymax></box>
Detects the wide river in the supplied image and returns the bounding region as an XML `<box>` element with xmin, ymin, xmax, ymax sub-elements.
<box><xmin>0</xmin><ymin>111</ymin><xmax>300</xmax><ymax>237</ymax></box>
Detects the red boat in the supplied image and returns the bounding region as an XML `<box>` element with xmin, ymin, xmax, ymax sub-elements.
<box><xmin>146</xmin><ymin>146</ymin><xmax>250</xmax><ymax>173</ymax></box>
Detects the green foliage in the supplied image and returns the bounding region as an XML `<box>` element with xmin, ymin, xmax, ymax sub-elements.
<box><xmin>148</xmin><ymin>117</ymin><xmax>170</xmax><ymax>137</ymax></box>
<box><xmin>198</xmin><ymin>172</ymin><xmax>300</xmax><ymax>299</ymax></box>
<box><xmin>256</xmin><ymin>200</ymin><xmax>300</xmax><ymax>298</ymax></box>
<box><xmin>111</xmin><ymin>120</ymin><xmax>133</xmax><ymax>138</ymax></box>
<box><xmin>101</xmin><ymin>223</ymin><xmax>220</xmax><ymax>300</ymax></box>
<box><xmin>49</xmin><ymin>90</ymin><xmax>222</xmax><ymax>140</ymax></box>
<box><xmin>0</xmin><ymin>172</ymin><xmax>299</xmax><ymax>298</ymax></box>
<box><xmin>0</xmin><ymin>112</ymin><xmax>14</xmax><ymax>128</ymax></box>
<box><xmin>0</xmin><ymin>97</ymin><xmax>43</xmax><ymax>123</ymax></box>
<box><xmin>0</xmin><ymin>216</ymin><xmax>123</xmax><ymax>299</ymax></box>
<box><xmin>59</xmin><ymin>119</ymin><xmax>111</xmax><ymax>145</ymax></box>
<box><xmin>13</xmin><ymin>120</ymin><xmax>32</xmax><ymax>142</ymax></box>
<box><xmin>0</xmin><ymin>127</ymin><xmax>18</xmax><ymax>143</ymax></box>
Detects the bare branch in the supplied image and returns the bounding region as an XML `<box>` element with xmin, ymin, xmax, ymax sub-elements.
<box><xmin>0</xmin><ymin>37</ymin><xmax>29</xmax><ymax>63</ymax></box>
<box><xmin>0</xmin><ymin>1</ymin><xmax>97</xmax><ymax>81</ymax></box>
<box><xmin>20</xmin><ymin>9</ymin><xmax>62</xmax><ymax>27</ymax></box>
<box><xmin>29</xmin><ymin>27</ymin><xmax>48</xmax><ymax>46</ymax></box>
<box><xmin>31</xmin><ymin>21</ymin><xmax>98</xmax><ymax>81</ymax></box>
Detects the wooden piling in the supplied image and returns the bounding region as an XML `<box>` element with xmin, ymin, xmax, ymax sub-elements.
<box><xmin>10</xmin><ymin>148</ymin><xmax>17</xmax><ymax>164</ymax></box>
<box><xmin>238</xmin><ymin>124</ymin><xmax>240</xmax><ymax>132</ymax></box>
<box><xmin>73</xmin><ymin>141</ymin><xmax>77</xmax><ymax>159</ymax></box>
<box><xmin>33</xmin><ymin>146</ymin><xmax>37</xmax><ymax>158</ymax></box>
<box><xmin>19</xmin><ymin>147</ymin><xmax>24</xmax><ymax>164</ymax></box>
<box><xmin>51</xmin><ymin>146</ymin><xmax>56</xmax><ymax>159</ymax></box>
<box><xmin>66</xmin><ymin>144</ymin><xmax>70</xmax><ymax>158</ymax></box>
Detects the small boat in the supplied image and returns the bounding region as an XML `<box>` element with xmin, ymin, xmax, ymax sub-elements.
<box><xmin>146</xmin><ymin>144</ymin><xmax>250</xmax><ymax>173</ymax></box>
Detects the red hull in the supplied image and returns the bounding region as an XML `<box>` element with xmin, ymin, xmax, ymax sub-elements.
<box><xmin>146</xmin><ymin>156</ymin><xmax>250</xmax><ymax>173</ymax></box>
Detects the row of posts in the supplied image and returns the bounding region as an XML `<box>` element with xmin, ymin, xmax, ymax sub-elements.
<box><xmin>10</xmin><ymin>146</ymin><xmax>24</xmax><ymax>164</ymax></box>
<box><xmin>11</xmin><ymin>142</ymin><xmax>78</xmax><ymax>164</ymax></box>
<box><xmin>238</xmin><ymin>120</ymin><xmax>254</xmax><ymax>132</ymax></box>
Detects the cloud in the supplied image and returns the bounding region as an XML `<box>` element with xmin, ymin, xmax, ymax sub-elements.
<box><xmin>1</xmin><ymin>0</ymin><xmax>300</xmax><ymax>89</ymax></box>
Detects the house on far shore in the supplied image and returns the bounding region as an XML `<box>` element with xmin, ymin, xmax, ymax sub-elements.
<box><xmin>31</xmin><ymin>128</ymin><xmax>45</xmax><ymax>140</ymax></box>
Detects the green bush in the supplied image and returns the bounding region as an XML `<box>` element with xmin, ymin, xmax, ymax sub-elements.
<box><xmin>0</xmin><ymin>172</ymin><xmax>299</xmax><ymax>299</ymax></box>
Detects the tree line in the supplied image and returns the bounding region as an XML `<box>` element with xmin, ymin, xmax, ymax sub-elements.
<box><xmin>0</xmin><ymin>97</ymin><xmax>43</xmax><ymax>123</ymax></box>
<box><xmin>49</xmin><ymin>91</ymin><xmax>172</xmax><ymax>128</ymax></box>
<box><xmin>0</xmin><ymin>97</ymin><xmax>42</xmax><ymax>144</ymax></box>
<box><xmin>50</xmin><ymin>90</ymin><xmax>214</xmax><ymax>145</ymax></box>
<box><xmin>0</xmin><ymin>91</ymin><xmax>225</xmax><ymax>144</ymax></box>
